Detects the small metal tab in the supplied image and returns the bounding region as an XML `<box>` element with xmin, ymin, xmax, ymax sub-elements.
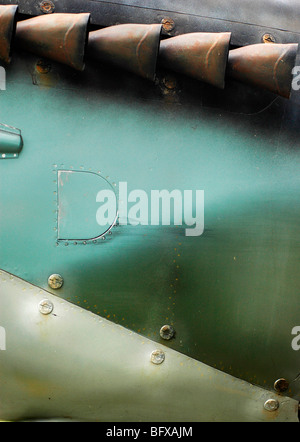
<box><xmin>0</xmin><ymin>123</ymin><xmax>23</xmax><ymax>159</ymax></box>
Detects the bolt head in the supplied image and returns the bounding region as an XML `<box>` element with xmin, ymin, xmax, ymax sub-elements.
<box><xmin>40</xmin><ymin>0</ymin><xmax>55</xmax><ymax>14</ymax></box>
<box><xmin>262</xmin><ymin>33</ymin><xmax>276</xmax><ymax>44</ymax></box>
<box><xmin>264</xmin><ymin>399</ymin><xmax>279</xmax><ymax>412</ymax></box>
<box><xmin>48</xmin><ymin>274</ymin><xmax>64</xmax><ymax>290</ymax></box>
<box><xmin>150</xmin><ymin>350</ymin><xmax>165</xmax><ymax>365</ymax></box>
<box><xmin>38</xmin><ymin>299</ymin><xmax>54</xmax><ymax>315</ymax></box>
<box><xmin>161</xmin><ymin>17</ymin><xmax>175</xmax><ymax>33</ymax></box>
<box><xmin>160</xmin><ymin>325</ymin><xmax>175</xmax><ymax>340</ymax></box>
<box><xmin>162</xmin><ymin>75</ymin><xmax>178</xmax><ymax>90</ymax></box>
<box><xmin>36</xmin><ymin>59</ymin><xmax>52</xmax><ymax>74</ymax></box>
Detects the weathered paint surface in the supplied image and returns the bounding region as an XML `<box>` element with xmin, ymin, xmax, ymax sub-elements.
<box><xmin>0</xmin><ymin>47</ymin><xmax>299</xmax><ymax>404</ymax></box>
<box><xmin>0</xmin><ymin>270</ymin><xmax>298</xmax><ymax>422</ymax></box>
<box><xmin>15</xmin><ymin>13</ymin><xmax>90</xmax><ymax>70</ymax></box>
<box><xmin>88</xmin><ymin>23</ymin><xmax>162</xmax><ymax>81</ymax></box>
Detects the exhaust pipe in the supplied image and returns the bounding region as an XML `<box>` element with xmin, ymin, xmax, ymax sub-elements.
<box><xmin>158</xmin><ymin>32</ymin><xmax>231</xmax><ymax>89</ymax></box>
<box><xmin>15</xmin><ymin>13</ymin><xmax>91</xmax><ymax>71</ymax></box>
<box><xmin>227</xmin><ymin>43</ymin><xmax>298</xmax><ymax>98</ymax></box>
<box><xmin>0</xmin><ymin>5</ymin><xmax>18</xmax><ymax>64</ymax></box>
<box><xmin>88</xmin><ymin>24</ymin><xmax>162</xmax><ymax>81</ymax></box>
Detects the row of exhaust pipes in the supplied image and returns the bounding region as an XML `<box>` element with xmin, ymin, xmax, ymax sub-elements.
<box><xmin>0</xmin><ymin>4</ymin><xmax>299</xmax><ymax>98</ymax></box>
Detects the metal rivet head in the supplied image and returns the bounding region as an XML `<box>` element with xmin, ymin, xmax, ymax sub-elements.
<box><xmin>274</xmin><ymin>378</ymin><xmax>289</xmax><ymax>393</ymax></box>
<box><xmin>150</xmin><ymin>350</ymin><xmax>165</xmax><ymax>365</ymax></box>
<box><xmin>162</xmin><ymin>75</ymin><xmax>178</xmax><ymax>90</ymax></box>
<box><xmin>40</xmin><ymin>0</ymin><xmax>55</xmax><ymax>14</ymax></box>
<box><xmin>48</xmin><ymin>274</ymin><xmax>64</xmax><ymax>290</ymax></box>
<box><xmin>264</xmin><ymin>399</ymin><xmax>280</xmax><ymax>412</ymax></box>
<box><xmin>262</xmin><ymin>33</ymin><xmax>276</xmax><ymax>44</ymax></box>
<box><xmin>160</xmin><ymin>325</ymin><xmax>175</xmax><ymax>340</ymax></box>
<box><xmin>36</xmin><ymin>59</ymin><xmax>52</xmax><ymax>74</ymax></box>
<box><xmin>38</xmin><ymin>299</ymin><xmax>54</xmax><ymax>315</ymax></box>
<box><xmin>161</xmin><ymin>18</ymin><xmax>175</xmax><ymax>33</ymax></box>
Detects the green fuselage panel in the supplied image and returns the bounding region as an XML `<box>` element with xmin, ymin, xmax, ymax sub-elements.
<box><xmin>0</xmin><ymin>52</ymin><xmax>299</xmax><ymax>399</ymax></box>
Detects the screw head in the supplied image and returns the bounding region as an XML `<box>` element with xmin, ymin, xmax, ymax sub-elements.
<box><xmin>264</xmin><ymin>399</ymin><xmax>279</xmax><ymax>412</ymax></box>
<box><xmin>161</xmin><ymin>17</ymin><xmax>175</xmax><ymax>33</ymax></box>
<box><xmin>36</xmin><ymin>59</ymin><xmax>52</xmax><ymax>75</ymax></box>
<box><xmin>48</xmin><ymin>274</ymin><xmax>64</xmax><ymax>290</ymax></box>
<box><xmin>40</xmin><ymin>0</ymin><xmax>55</xmax><ymax>14</ymax></box>
<box><xmin>162</xmin><ymin>75</ymin><xmax>178</xmax><ymax>90</ymax></box>
<box><xmin>160</xmin><ymin>325</ymin><xmax>175</xmax><ymax>340</ymax></box>
<box><xmin>274</xmin><ymin>378</ymin><xmax>289</xmax><ymax>393</ymax></box>
<box><xmin>150</xmin><ymin>350</ymin><xmax>165</xmax><ymax>365</ymax></box>
<box><xmin>262</xmin><ymin>33</ymin><xmax>276</xmax><ymax>44</ymax></box>
<box><xmin>38</xmin><ymin>299</ymin><xmax>54</xmax><ymax>315</ymax></box>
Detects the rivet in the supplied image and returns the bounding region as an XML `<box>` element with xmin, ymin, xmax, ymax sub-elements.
<box><xmin>150</xmin><ymin>349</ymin><xmax>165</xmax><ymax>365</ymax></box>
<box><xmin>264</xmin><ymin>399</ymin><xmax>279</xmax><ymax>412</ymax></box>
<box><xmin>48</xmin><ymin>274</ymin><xmax>64</xmax><ymax>290</ymax></box>
<box><xmin>160</xmin><ymin>325</ymin><xmax>175</xmax><ymax>340</ymax></box>
<box><xmin>36</xmin><ymin>59</ymin><xmax>52</xmax><ymax>74</ymax></box>
<box><xmin>161</xmin><ymin>17</ymin><xmax>175</xmax><ymax>33</ymax></box>
<box><xmin>274</xmin><ymin>378</ymin><xmax>289</xmax><ymax>393</ymax></box>
<box><xmin>38</xmin><ymin>299</ymin><xmax>54</xmax><ymax>315</ymax></box>
<box><xmin>262</xmin><ymin>33</ymin><xmax>276</xmax><ymax>44</ymax></box>
<box><xmin>162</xmin><ymin>75</ymin><xmax>178</xmax><ymax>90</ymax></box>
<box><xmin>40</xmin><ymin>0</ymin><xmax>55</xmax><ymax>14</ymax></box>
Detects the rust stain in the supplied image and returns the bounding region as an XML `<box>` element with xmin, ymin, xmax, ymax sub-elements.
<box><xmin>14</xmin><ymin>373</ymin><xmax>60</xmax><ymax>398</ymax></box>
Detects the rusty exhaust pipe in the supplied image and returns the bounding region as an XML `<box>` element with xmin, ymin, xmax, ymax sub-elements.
<box><xmin>158</xmin><ymin>32</ymin><xmax>231</xmax><ymax>89</ymax></box>
<box><xmin>15</xmin><ymin>13</ymin><xmax>90</xmax><ymax>71</ymax></box>
<box><xmin>87</xmin><ymin>24</ymin><xmax>162</xmax><ymax>81</ymax></box>
<box><xmin>227</xmin><ymin>43</ymin><xmax>298</xmax><ymax>98</ymax></box>
<box><xmin>0</xmin><ymin>5</ymin><xmax>18</xmax><ymax>64</ymax></box>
